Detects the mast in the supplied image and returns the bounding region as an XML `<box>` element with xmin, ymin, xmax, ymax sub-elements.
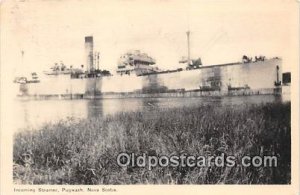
<box><xmin>186</xmin><ymin>31</ymin><xmax>190</xmax><ymax>66</ymax></box>
<box><xmin>21</xmin><ymin>50</ymin><xmax>24</xmax><ymax>64</ymax></box>
<box><xmin>94</xmin><ymin>53</ymin><xmax>97</xmax><ymax>70</ymax></box>
<box><xmin>97</xmin><ymin>52</ymin><xmax>100</xmax><ymax>70</ymax></box>
<box><xmin>93</xmin><ymin>51</ymin><xmax>100</xmax><ymax>70</ymax></box>
<box><xmin>20</xmin><ymin>50</ymin><xmax>26</xmax><ymax>76</ymax></box>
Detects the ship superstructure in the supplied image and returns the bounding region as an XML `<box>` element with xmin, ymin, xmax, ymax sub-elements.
<box><xmin>43</xmin><ymin>61</ymin><xmax>72</xmax><ymax>76</ymax></box>
<box><xmin>116</xmin><ymin>50</ymin><xmax>160</xmax><ymax>76</ymax></box>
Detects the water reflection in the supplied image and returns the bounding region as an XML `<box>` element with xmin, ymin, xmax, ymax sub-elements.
<box><xmin>87</xmin><ymin>100</ymin><xmax>103</xmax><ymax>118</ymax></box>
<box><xmin>14</xmin><ymin>95</ymin><xmax>289</xmax><ymax>131</ymax></box>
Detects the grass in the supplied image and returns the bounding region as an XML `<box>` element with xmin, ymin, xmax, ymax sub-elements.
<box><xmin>13</xmin><ymin>102</ymin><xmax>291</xmax><ymax>184</ymax></box>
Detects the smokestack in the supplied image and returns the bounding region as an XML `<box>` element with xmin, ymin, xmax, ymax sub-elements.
<box><xmin>85</xmin><ymin>36</ymin><xmax>94</xmax><ymax>73</ymax></box>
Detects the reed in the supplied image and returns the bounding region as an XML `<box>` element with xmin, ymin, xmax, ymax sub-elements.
<box><xmin>13</xmin><ymin>102</ymin><xmax>291</xmax><ymax>184</ymax></box>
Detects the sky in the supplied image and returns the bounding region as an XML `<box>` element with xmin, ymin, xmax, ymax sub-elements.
<box><xmin>1</xmin><ymin>0</ymin><xmax>299</xmax><ymax>77</ymax></box>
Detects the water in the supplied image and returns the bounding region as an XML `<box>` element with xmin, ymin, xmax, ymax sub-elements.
<box><xmin>12</xmin><ymin>94</ymin><xmax>289</xmax><ymax>131</ymax></box>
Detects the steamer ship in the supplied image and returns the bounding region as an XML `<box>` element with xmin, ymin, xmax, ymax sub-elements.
<box><xmin>14</xmin><ymin>32</ymin><xmax>283</xmax><ymax>99</ymax></box>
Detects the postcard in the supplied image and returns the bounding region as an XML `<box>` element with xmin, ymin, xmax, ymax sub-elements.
<box><xmin>0</xmin><ymin>0</ymin><xmax>299</xmax><ymax>194</ymax></box>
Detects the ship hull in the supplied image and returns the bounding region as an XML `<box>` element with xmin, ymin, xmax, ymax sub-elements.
<box><xmin>17</xmin><ymin>58</ymin><xmax>283</xmax><ymax>99</ymax></box>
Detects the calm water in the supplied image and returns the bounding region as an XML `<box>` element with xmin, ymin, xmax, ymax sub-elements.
<box><xmin>12</xmin><ymin>94</ymin><xmax>290</xmax><ymax>131</ymax></box>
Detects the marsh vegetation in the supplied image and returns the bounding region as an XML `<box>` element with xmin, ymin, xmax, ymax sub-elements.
<box><xmin>13</xmin><ymin>102</ymin><xmax>290</xmax><ymax>184</ymax></box>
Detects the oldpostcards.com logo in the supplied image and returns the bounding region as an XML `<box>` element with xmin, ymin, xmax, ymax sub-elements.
<box><xmin>117</xmin><ymin>152</ymin><xmax>278</xmax><ymax>171</ymax></box>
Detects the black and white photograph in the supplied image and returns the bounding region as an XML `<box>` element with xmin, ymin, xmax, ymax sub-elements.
<box><xmin>0</xmin><ymin>0</ymin><xmax>299</xmax><ymax>194</ymax></box>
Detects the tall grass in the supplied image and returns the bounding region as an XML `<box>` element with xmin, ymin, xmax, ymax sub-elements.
<box><xmin>13</xmin><ymin>102</ymin><xmax>290</xmax><ymax>184</ymax></box>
